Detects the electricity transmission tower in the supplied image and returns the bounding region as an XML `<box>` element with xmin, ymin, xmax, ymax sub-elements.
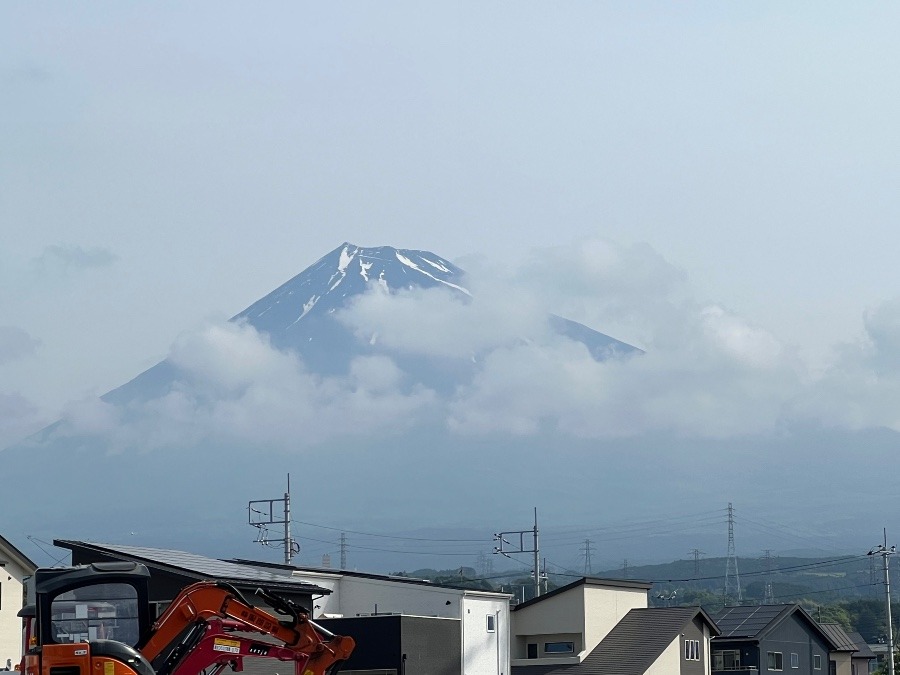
<box><xmin>762</xmin><ymin>549</ymin><xmax>775</xmax><ymax>604</ymax></box>
<box><xmin>581</xmin><ymin>539</ymin><xmax>595</xmax><ymax>575</ymax></box>
<box><xmin>340</xmin><ymin>532</ymin><xmax>347</xmax><ymax>570</ymax></box>
<box><xmin>723</xmin><ymin>503</ymin><xmax>742</xmax><ymax>605</ymax></box>
<box><xmin>690</xmin><ymin>549</ymin><xmax>704</xmax><ymax>577</ymax></box>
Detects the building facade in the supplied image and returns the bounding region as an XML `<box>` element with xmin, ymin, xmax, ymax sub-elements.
<box><xmin>0</xmin><ymin>535</ymin><xmax>36</xmax><ymax>669</ymax></box>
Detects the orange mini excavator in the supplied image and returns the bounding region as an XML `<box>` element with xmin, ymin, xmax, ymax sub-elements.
<box><xmin>19</xmin><ymin>562</ymin><xmax>354</xmax><ymax>675</ymax></box>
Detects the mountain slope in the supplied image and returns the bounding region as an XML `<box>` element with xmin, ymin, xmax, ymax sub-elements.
<box><xmin>107</xmin><ymin>242</ymin><xmax>639</xmax><ymax>403</ymax></box>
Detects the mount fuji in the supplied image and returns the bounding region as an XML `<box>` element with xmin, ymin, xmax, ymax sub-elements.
<box><xmin>106</xmin><ymin>242</ymin><xmax>639</xmax><ymax>404</ymax></box>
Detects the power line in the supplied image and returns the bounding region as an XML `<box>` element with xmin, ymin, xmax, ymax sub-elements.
<box><xmin>291</xmin><ymin>519</ymin><xmax>486</xmax><ymax>543</ymax></box>
<box><xmin>299</xmin><ymin>534</ymin><xmax>481</xmax><ymax>557</ymax></box>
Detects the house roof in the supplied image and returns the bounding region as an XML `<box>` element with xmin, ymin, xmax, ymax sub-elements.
<box><xmin>54</xmin><ymin>540</ymin><xmax>329</xmax><ymax>596</ymax></box>
<box><xmin>846</xmin><ymin>632</ymin><xmax>877</xmax><ymax>659</ymax></box>
<box><xmin>512</xmin><ymin>576</ymin><xmax>652</xmax><ymax>612</ymax></box>
<box><xmin>818</xmin><ymin>623</ymin><xmax>859</xmax><ymax>652</ymax></box>
<box><xmin>513</xmin><ymin>607</ymin><xmax>718</xmax><ymax>675</ymax></box>
<box><xmin>231</xmin><ymin>558</ymin><xmax>511</xmax><ymax>597</ymax></box>
<box><xmin>0</xmin><ymin>533</ymin><xmax>37</xmax><ymax>573</ymax></box>
<box><xmin>713</xmin><ymin>604</ymin><xmax>839</xmax><ymax>650</ymax></box>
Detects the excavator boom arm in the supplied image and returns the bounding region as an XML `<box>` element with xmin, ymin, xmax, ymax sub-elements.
<box><xmin>140</xmin><ymin>582</ymin><xmax>353</xmax><ymax>675</ymax></box>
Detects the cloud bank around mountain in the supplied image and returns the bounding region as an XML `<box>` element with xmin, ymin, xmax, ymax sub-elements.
<box><xmin>48</xmin><ymin>238</ymin><xmax>900</xmax><ymax>452</ymax></box>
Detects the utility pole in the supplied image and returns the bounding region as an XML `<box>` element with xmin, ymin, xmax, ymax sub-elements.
<box><xmin>340</xmin><ymin>532</ymin><xmax>347</xmax><ymax>570</ymax></box>
<box><xmin>533</xmin><ymin>508</ymin><xmax>540</xmax><ymax>600</ymax></box>
<box><xmin>723</xmin><ymin>503</ymin><xmax>742</xmax><ymax>605</ymax></box>
<box><xmin>690</xmin><ymin>549</ymin><xmax>704</xmax><ymax>578</ymax></box>
<box><xmin>494</xmin><ymin>507</ymin><xmax>541</xmax><ymax>600</ymax></box>
<box><xmin>248</xmin><ymin>474</ymin><xmax>299</xmax><ymax>565</ymax></box>
<box><xmin>582</xmin><ymin>539</ymin><xmax>595</xmax><ymax>575</ymax></box>
<box><xmin>869</xmin><ymin>531</ymin><xmax>896</xmax><ymax>675</ymax></box>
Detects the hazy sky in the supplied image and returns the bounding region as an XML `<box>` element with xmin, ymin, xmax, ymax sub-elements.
<box><xmin>3</xmin><ymin>3</ymin><xmax>900</xmax><ymax>447</ymax></box>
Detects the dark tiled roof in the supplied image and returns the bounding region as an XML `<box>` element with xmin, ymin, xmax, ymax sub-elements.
<box><xmin>713</xmin><ymin>605</ymin><xmax>839</xmax><ymax>650</ymax></box>
<box><xmin>55</xmin><ymin>540</ymin><xmax>329</xmax><ymax>595</ymax></box>
<box><xmin>846</xmin><ymin>632</ymin><xmax>877</xmax><ymax>659</ymax></box>
<box><xmin>818</xmin><ymin>623</ymin><xmax>858</xmax><ymax>652</ymax></box>
<box><xmin>713</xmin><ymin>605</ymin><xmax>797</xmax><ymax>639</ymax></box>
<box><xmin>513</xmin><ymin>607</ymin><xmax>717</xmax><ymax>675</ymax></box>
<box><xmin>513</xmin><ymin>576</ymin><xmax>652</xmax><ymax>612</ymax></box>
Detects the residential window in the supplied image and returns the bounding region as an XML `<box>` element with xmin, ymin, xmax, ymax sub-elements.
<box><xmin>544</xmin><ymin>642</ymin><xmax>574</xmax><ymax>654</ymax></box>
<box><xmin>684</xmin><ymin>640</ymin><xmax>701</xmax><ymax>661</ymax></box>
<box><xmin>768</xmin><ymin>652</ymin><xmax>784</xmax><ymax>671</ymax></box>
<box><xmin>714</xmin><ymin>650</ymin><xmax>742</xmax><ymax>670</ymax></box>
<box><xmin>527</xmin><ymin>644</ymin><xmax>538</xmax><ymax>659</ymax></box>
<box><xmin>791</xmin><ymin>654</ymin><xmax>799</xmax><ymax>669</ymax></box>
<box><xmin>486</xmin><ymin>615</ymin><xmax>495</xmax><ymax>633</ymax></box>
<box><xmin>814</xmin><ymin>655</ymin><xmax>822</xmax><ymax>671</ymax></box>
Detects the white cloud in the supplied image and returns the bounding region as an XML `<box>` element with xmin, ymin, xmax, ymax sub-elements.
<box><xmin>56</xmin><ymin>321</ymin><xmax>437</xmax><ymax>452</ymax></box>
<box><xmin>45</xmin><ymin>238</ymin><xmax>900</xmax><ymax>449</ymax></box>
<box><xmin>0</xmin><ymin>392</ymin><xmax>46</xmax><ymax>449</ymax></box>
<box><xmin>0</xmin><ymin>326</ymin><xmax>41</xmax><ymax>365</ymax></box>
<box><xmin>32</xmin><ymin>244</ymin><xmax>118</xmax><ymax>274</ymax></box>
<box><xmin>336</xmin><ymin>281</ymin><xmax>551</xmax><ymax>360</ymax></box>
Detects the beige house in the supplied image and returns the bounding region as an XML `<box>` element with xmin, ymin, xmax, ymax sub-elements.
<box><xmin>0</xmin><ymin>535</ymin><xmax>36</xmax><ymax>668</ymax></box>
<box><xmin>511</xmin><ymin>577</ymin><xmax>652</xmax><ymax>666</ymax></box>
<box><xmin>818</xmin><ymin>624</ymin><xmax>875</xmax><ymax>675</ymax></box>
<box><xmin>510</xmin><ymin>577</ymin><xmax>719</xmax><ymax>675</ymax></box>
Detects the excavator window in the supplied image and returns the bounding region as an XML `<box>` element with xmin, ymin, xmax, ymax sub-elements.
<box><xmin>49</xmin><ymin>583</ymin><xmax>140</xmax><ymax>648</ymax></box>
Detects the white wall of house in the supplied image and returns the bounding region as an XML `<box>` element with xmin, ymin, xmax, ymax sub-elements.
<box><xmin>643</xmin><ymin>638</ymin><xmax>680</xmax><ymax>675</ymax></box>
<box><xmin>0</xmin><ymin>557</ymin><xmax>30</xmax><ymax>668</ymax></box>
<box><xmin>462</xmin><ymin>595</ymin><xmax>510</xmax><ymax>675</ymax></box>
<box><xmin>511</xmin><ymin>581</ymin><xmax>648</xmax><ymax>665</ymax></box>
<box><xmin>290</xmin><ymin>570</ymin><xmax>510</xmax><ymax>675</ymax></box>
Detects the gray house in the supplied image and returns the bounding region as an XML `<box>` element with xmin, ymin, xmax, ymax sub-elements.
<box><xmin>712</xmin><ymin>605</ymin><xmax>838</xmax><ymax>675</ymax></box>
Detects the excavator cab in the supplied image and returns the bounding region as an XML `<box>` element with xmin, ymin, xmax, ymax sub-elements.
<box><xmin>24</xmin><ymin>562</ymin><xmax>154</xmax><ymax>675</ymax></box>
<box><xmin>23</xmin><ymin>562</ymin><xmax>354</xmax><ymax>675</ymax></box>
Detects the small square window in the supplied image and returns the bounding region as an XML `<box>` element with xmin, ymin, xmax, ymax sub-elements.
<box><xmin>486</xmin><ymin>615</ymin><xmax>495</xmax><ymax>633</ymax></box>
<box><xmin>768</xmin><ymin>652</ymin><xmax>784</xmax><ymax>671</ymax></box>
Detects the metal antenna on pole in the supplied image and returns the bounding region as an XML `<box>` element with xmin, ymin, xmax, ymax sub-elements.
<box><xmin>493</xmin><ymin>507</ymin><xmax>541</xmax><ymax>600</ymax></box>
<box><xmin>248</xmin><ymin>473</ymin><xmax>299</xmax><ymax>565</ymax></box>
<box><xmin>869</xmin><ymin>530</ymin><xmax>896</xmax><ymax>675</ymax></box>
